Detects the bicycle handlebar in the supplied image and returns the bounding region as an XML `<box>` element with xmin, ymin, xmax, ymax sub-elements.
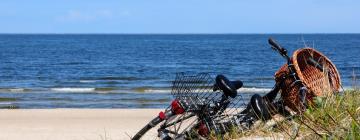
<box><xmin>268</xmin><ymin>38</ymin><xmax>289</xmax><ymax>61</ymax></box>
<box><xmin>268</xmin><ymin>37</ymin><xmax>308</xmax><ymax>112</ymax></box>
<box><xmin>268</xmin><ymin>38</ymin><xmax>282</xmax><ymax>51</ymax></box>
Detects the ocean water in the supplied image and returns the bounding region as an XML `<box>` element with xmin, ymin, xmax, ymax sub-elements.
<box><xmin>0</xmin><ymin>34</ymin><xmax>359</xmax><ymax>108</ymax></box>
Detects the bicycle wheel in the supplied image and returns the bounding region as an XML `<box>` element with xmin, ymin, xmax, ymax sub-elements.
<box><xmin>158</xmin><ymin>111</ymin><xmax>199</xmax><ymax>139</ymax></box>
<box><xmin>132</xmin><ymin>116</ymin><xmax>163</xmax><ymax>140</ymax></box>
<box><xmin>132</xmin><ymin>110</ymin><xmax>198</xmax><ymax>140</ymax></box>
<box><xmin>132</xmin><ymin>108</ymin><xmax>177</xmax><ymax>140</ymax></box>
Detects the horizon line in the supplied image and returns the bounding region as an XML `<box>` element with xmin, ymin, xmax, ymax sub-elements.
<box><xmin>0</xmin><ymin>33</ymin><xmax>359</xmax><ymax>35</ymax></box>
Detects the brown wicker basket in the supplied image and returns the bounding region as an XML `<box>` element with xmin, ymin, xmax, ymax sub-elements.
<box><xmin>275</xmin><ymin>48</ymin><xmax>341</xmax><ymax>112</ymax></box>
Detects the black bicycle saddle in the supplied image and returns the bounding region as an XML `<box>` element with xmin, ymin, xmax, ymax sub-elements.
<box><xmin>215</xmin><ymin>75</ymin><xmax>243</xmax><ymax>98</ymax></box>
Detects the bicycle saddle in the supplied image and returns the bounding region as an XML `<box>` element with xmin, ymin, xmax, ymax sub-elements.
<box><xmin>215</xmin><ymin>75</ymin><xmax>243</xmax><ymax>98</ymax></box>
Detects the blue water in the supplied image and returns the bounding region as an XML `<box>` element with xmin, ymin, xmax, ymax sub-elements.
<box><xmin>0</xmin><ymin>34</ymin><xmax>359</xmax><ymax>108</ymax></box>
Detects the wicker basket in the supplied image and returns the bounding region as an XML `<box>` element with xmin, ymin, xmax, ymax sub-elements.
<box><xmin>275</xmin><ymin>48</ymin><xmax>341</xmax><ymax>112</ymax></box>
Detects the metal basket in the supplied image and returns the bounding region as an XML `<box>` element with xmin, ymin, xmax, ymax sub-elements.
<box><xmin>171</xmin><ymin>72</ymin><xmax>223</xmax><ymax>111</ymax></box>
<box><xmin>275</xmin><ymin>48</ymin><xmax>341</xmax><ymax>111</ymax></box>
<box><xmin>170</xmin><ymin>73</ymin><xmax>248</xmax><ymax>135</ymax></box>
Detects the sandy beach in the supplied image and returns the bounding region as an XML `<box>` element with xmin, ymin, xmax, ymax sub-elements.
<box><xmin>0</xmin><ymin>109</ymin><xmax>163</xmax><ymax>140</ymax></box>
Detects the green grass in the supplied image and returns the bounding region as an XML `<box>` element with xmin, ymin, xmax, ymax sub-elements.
<box><xmin>213</xmin><ymin>90</ymin><xmax>360</xmax><ymax>140</ymax></box>
<box><xmin>293</xmin><ymin>90</ymin><xmax>360</xmax><ymax>139</ymax></box>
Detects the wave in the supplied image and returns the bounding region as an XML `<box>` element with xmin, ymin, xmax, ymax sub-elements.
<box><xmin>238</xmin><ymin>87</ymin><xmax>271</xmax><ymax>93</ymax></box>
<box><xmin>80</xmin><ymin>76</ymin><xmax>157</xmax><ymax>81</ymax></box>
<box><xmin>51</xmin><ymin>88</ymin><xmax>96</xmax><ymax>92</ymax></box>
<box><xmin>131</xmin><ymin>87</ymin><xmax>272</xmax><ymax>94</ymax></box>
<box><xmin>132</xmin><ymin>87</ymin><xmax>171</xmax><ymax>93</ymax></box>
<box><xmin>79</xmin><ymin>80</ymin><xmax>97</xmax><ymax>83</ymax></box>
<box><xmin>0</xmin><ymin>87</ymin><xmax>272</xmax><ymax>94</ymax></box>
<box><xmin>0</xmin><ymin>88</ymin><xmax>30</xmax><ymax>93</ymax></box>
<box><xmin>8</xmin><ymin>88</ymin><xmax>26</xmax><ymax>92</ymax></box>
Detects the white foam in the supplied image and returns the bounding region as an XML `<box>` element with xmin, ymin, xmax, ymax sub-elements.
<box><xmin>79</xmin><ymin>80</ymin><xmax>96</xmax><ymax>83</ymax></box>
<box><xmin>141</xmin><ymin>89</ymin><xmax>172</xmax><ymax>93</ymax></box>
<box><xmin>51</xmin><ymin>88</ymin><xmax>95</xmax><ymax>93</ymax></box>
<box><xmin>137</xmin><ymin>87</ymin><xmax>272</xmax><ymax>94</ymax></box>
<box><xmin>238</xmin><ymin>87</ymin><xmax>272</xmax><ymax>93</ymax></box>
<box><xmin>8</xmin><ymin>88</ymin><xmax>26</xmax><ymax>92</ymax></box>
<box><xmin>1</xmin><ymin>87</ymin><xmax>272</xmax><ymax>94</ymax></box>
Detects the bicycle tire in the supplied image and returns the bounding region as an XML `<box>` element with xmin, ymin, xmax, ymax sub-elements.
<box><xmin>132</xmin><ymin>116</ymin><xmax>163</xmax><ymax>140</ymax></box>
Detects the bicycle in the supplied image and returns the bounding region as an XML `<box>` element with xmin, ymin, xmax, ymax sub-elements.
<box><xmin>131</xmin><ymin>72</ymin><xmax>245</xmax><ymax>140</ymax></box>
<box><xmin>132</xmin><ymin>38</ymin><xmax>341</xmax><ymax>140</ymax></box>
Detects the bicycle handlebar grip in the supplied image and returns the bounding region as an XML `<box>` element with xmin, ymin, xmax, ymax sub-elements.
<box><xmin>268</xmin><ymin>38</ymin><xmax>283</xmax><ymax>51</ymax></box>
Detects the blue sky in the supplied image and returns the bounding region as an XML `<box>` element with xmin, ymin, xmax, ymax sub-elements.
<box><xmin>0</xmin><ymin>0</ymin><xmax>359</xmax><ymax>33</ymax></box>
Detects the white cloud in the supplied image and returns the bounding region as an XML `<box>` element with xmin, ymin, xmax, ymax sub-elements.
<box><xmin>55</xmin><ymin>10</ymin><xmax>130</xmax><ymax>22</ymax></box>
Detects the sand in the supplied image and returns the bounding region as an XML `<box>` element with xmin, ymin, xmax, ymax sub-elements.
<box><xmin>0</xmin><ymin>109</ymin><xmax>164</xmax><ymax>140</ymax></box>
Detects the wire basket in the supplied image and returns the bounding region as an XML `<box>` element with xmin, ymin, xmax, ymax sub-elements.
<box><xmin>171</xmin><ymin>72</ymin><xmax>222</xmax><ymax>111</ymax></box>
<box><xmin>171</xmin><ymin>73</ymin><xmax>248</xmax><ymax>134</ymax></box>
<box><xmin>275</xmin><ymin>48</ymin><xmax>341</xmax><ymax>112</ymax></box>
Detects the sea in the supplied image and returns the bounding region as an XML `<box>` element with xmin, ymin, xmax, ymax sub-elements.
<box><xmin>0</xmin><ymin>34</ymin><xmax>359</xmax><ymax>108</ymax></box>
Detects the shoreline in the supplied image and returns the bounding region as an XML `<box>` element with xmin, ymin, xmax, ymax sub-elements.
<box><xmin>0</xmin><ymin>109</ymin><xmax>163</xmax><ymax>140</ymax></box>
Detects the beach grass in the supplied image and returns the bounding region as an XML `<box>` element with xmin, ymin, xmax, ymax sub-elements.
<box><xmin>212</xmin><ymin>90</ymin><xmax>360</xmax><ymax>140</ymax></box>
<box><xmin>294</xmin><ymin>90</ymin><xmax>360</xmax><ymax>139</ymax></box>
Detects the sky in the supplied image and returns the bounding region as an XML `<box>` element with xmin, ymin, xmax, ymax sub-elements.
<box><xmin>0</xmin><ymin>0</ymin><xmax>359</xmax><ymax>34</ymax></box>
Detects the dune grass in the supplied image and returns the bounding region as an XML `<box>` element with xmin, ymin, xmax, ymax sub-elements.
<box><xmin>210</xmin><ymin>90</ymin><xmax>360</xmax><ymax>140</ymax></box>
<box><xmin>293</xmin><ymin>90</ymin><xmax>360</xmax><ymax>139</ymax></box>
